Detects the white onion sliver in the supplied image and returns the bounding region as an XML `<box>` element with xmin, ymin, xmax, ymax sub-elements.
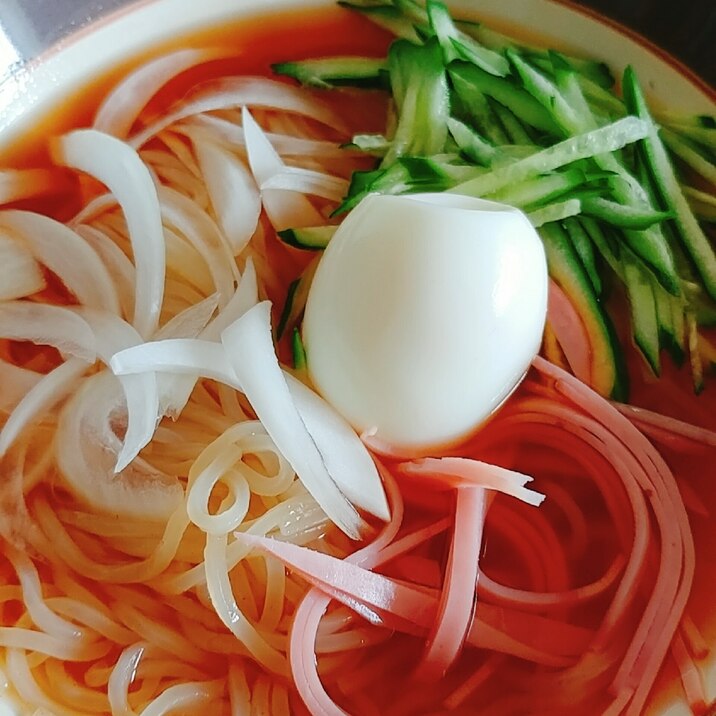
<box><xmin>261</xmin><ymin>167</ymin><xmax>349</xmax><ymax>202</ymax></box>
<box><xmin>221</xmin><ymin>301</ymin><xmax>363</xmax><ymax>539</ymax></box>
<box><xmin>111</xmin><ymin>339</ymin><xmax>238</xmax><ymax>387</ymax></box>
<box><xmin>284</xmin><ymin>373</ymin><xmax>389</xmax><ymax>521</ymax></box>
<box><xmin>0</xmin><ymin>210</ymin><xmax>120</xmax><ymax>314</ymax></box>
<box><xmin>154</xmin><ymin>293</ymin><xmax>219</xmax><ymax>341</ymax></box>
<box><xmin>194</xmin><ymin>139</ymin><xmax>261</xmax><ymax>255</ymax></box>
<box><xmin>130</xmin><ymin>76</ymin><xmax>347</xmax><ymax>148</ymax></box>
<box><xmin>0</xmin><ymin>359</ymin><xmax>42</xmax><ymax>414</ymax></box>
<box><xmin>179</xmin><ymin>115</ymin><xmax>347</xmax><ymax>159</ymax></box>
<box><xmin>76</xmin><ymin>308</ymin><xmax>160</xmax><ymax>473</ymax></box>
<box><xmin>54</xmin><ymin>129</ymin><xmax>166</xmax><ymax>339</ymax></box>
<box><xmin>0</xmin><ymin>301</ymin><xmax>96</xmax><ymax>362</ymax></box>
<box><xmin>242</xmin><ymin>108</ymin><xmax>323</xmax><ymax>230</ymax></box>
<box><xmin>0</xmin><ymin>358</ymin><xmax>88</xmax><ymax>457</ymax></box>
<box><xmin>0</xmin><ymin>233</ymin><xmax>45</xmax><ymax>300</ymax></box>
<box><xmin>57</xmin><ymin>372</ymin><xmax>182</xmax><ymax>521</ymax></box>
<box><xmin>95</xmin><ymin>48</ymin><xmax>227</xmax><ymax>138</ymax></box>
<box><xmin>75</xmin><ymin>224</ymin><xmax>136</xmax><ymax>321</ymax></box>
<box><xmin>159</xmin><ymin>185</ymin><xmax>237</xmax><ymax>305</ymax></box>
<box><xmin>202</xmin><ymin>258</ymin><xmax>258</xmax><ymax>341</ymax></box>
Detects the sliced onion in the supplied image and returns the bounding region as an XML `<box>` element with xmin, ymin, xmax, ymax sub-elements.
<box><xmin>95</xmin><ymin>48</ymin><xmax>228</xmax><ymax>138</ymax></box>
<box><xmin>201</xmin><ymin>259</ymin><xmax>258</xmax><ymax>341</ymax></box>
<box><xmin>179</xmin><ymin>115</ymin><xmax>347</xmax><ymax>158</ymax></box>
<box><xmin>221</xmin><ymin>302</ymin><xmax>363</xmax><ymax>538</ymax></box>
<box><xmin>56</xmin><ymin>371</ymin><xmax>182</xmax><ymax>521</ymax></box>
<box><xmin>193</xmin><ymin>139</ymin><xmax>261</xmax><ymax>255</ymax></box>
<box><xmin>110</xmin><ymin>339</ymin><xmax>237</xmax><ymax>386</ymax></box>
<box><xmin>111</xmin><ymin>322</ymin><xmax>386</xmax><ymax>522</ymax></box>
<box><xmin>154</xmin><ymin>294</ymin><xmax>219</xmax><ymax>341</ymax></box>
<box><xmin>285</xmin><ymin>374</ymin><xmax>389</xmax><ymax>521</ymax></box>
<box><xmin>0</xmin><ymin>301</ymin><xmax>95</xmax><ymax>362</ymax></box>
<box><xmin>0</xmin><ymin>358</ymin><xmax>88</xmax><ymax>458</ymax></box>
<box><xmin>0</xmin><ymin>210</ymin><xmax>120</xmax><ymax>313</ymax></box>
<box><xmin>0</xmin><ymin>168</ymin><xmax>72</xmax><ymax>205</ymax></box>
<box><xmin>261</xmin><ymin>167</ymin><xmax>349</xmax><ymax>201</ymax></box>
<box><xmin>0</xmin><ymin>232</ymin><xmax>45</xmax><ymax>300</ymax></box>
<box><xmin>75</xmin><ymin>308</ymin><xmax>159</xmax><ymax>473</ymax></box>
<box><xmin>0</xmin><ymin>360</ymin><xmax>41</xmax><ymax>414</ymax></box>
<box><xmin>53</xmin><ymin>129</ymin><xmax>166</xmax><ymax>339</ymax></box>
<box><xmin>158</xmin><ymin>186</ymin><xmax>237</xmax><ymax>305</ymax></box>
<box><xmin>75</xmin><ymin>224</ymin><xmax>136</xmax><ymax>321</ymax></box>
<box><xmin>242</xmin><ymin>108</ymin><xmax>324</xmax><ymax>230</ymax></box>
<box><xmin>130</xmin><ymin>76</ymin><xmax>347</xmax><ymax>148</ymax></box>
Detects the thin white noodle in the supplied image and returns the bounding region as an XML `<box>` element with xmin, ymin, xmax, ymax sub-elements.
<box><xmin>138</xmin><ymin>680</ymin><xmax>224</xmax><ymax>716</ymax></box>
<box><xmin>108</xmin><ymin>642</ymin><xmax>146</xmax><ymax>716</ymax></box>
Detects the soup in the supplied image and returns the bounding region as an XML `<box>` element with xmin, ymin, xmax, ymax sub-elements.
<box><xmin>0</xmin><ymin>1</ymin><xmax>714</xmax><ymax>715</ymax></box>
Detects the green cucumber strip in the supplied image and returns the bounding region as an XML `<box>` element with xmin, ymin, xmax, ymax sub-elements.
<box><xmin>490</xmin><ymin>101</ymin><xmax>533</xmax><ymax>145</ymax></box>
<box><xmin>384</xmin><ymin>38</ymin><xmax>450</xmax><ymax>164</ymax></box>
<box><xmin>447</xmin><ymin>117</ymin><xmax>498</xmax><ymax>165</ymax></box>
<box><xmin>272</xmin><ymin>57</ymin><xmax>388</xmax><ymax>89</ymax></box>
<box><xmin>337</xmin><ymin>2</ymin><xmax>422</xmax><ymax>40</ymax></box>
<box><xmin>686</xmin><ymin>312</ymin><xmax>705</xmax><ymax>394</ymax></box>
<box><xmin>683</xmin><ymin>186</ymin><xmax>716</xmax><ymax>223</ymax></box>
<box><xmin>450</xmin><ymin>116</ymin><xmax>649</xmax><ymax>198</ymax></box>
<box><xmin>580</xmin><ymin>216</ymin><xmax>623</xmax><ymax>278</ymax></box>
<box><xmin>579</xmin><ymin>195</ymin><xmax>672</xmax><ymax>230</ymax></box>
<box><xmin>448</xmin><ymin>62</ymin><xmax>562</xmax><ymax>136</ymax></box>
<box><xmin>622</xmin><ymin>252</ymin><xmax>661</xmax><ymax>375</ymax></box>
<box><xmin>506</xmin><ymin>49</ymin><xmax>581</xmax><ymax>134</ymax></box>
<box><xmin>528</xmin><ymin>199</ymin><xmax>582</xmax><ymax>228</ymax></box>
<box><xmin>426</xmin><ymin>0</ymin><xmax>509</xmax><ymax>76</ymax></box>
<box><xmin>660</xmin><ymin>127</ymin><xmax>716</xmax><ymax>185</ymax></box>
<box><xmin>564</xmin><ymin>217</ymin><xmax>602</xmax><ymax>295</ymax></box>
<box><xmin>652</xmin><ymin>278</ymin><xmax>686</xmax><ymax>365</ymax></box>
<box><xmin>292</xmin><ymin>328</ymin><xmax>308</xmax><ymax>371</ymax></box>
<box><xmin>622</xmin><ymin>66</ymin><xmax>716</xmax><ymax>300</ymax></box>
<box><xmin>277</xmin><ymin>279</ymin><xmax>300</xmax><ymax>340</ymax></box>
<box><xmin>577</xmin><ymin>75</ymin><xmax>626</xmax><ymax>118</ymax></box>
<box><xmin>394</xmin><ymin>0</ymin><xmax>429</xmax><ymax>24</ymax></box>
<box><xmin>278</xmin><ymin>225</ymin><xmax>337</xmax><ymax>251</ymax></box>
<box><xmin>344</xmin><ymin>134</ymin><xmax>392</xmax><ymax>156</ymax></box>
<box><xmin>683</xmin><ymin>281</ymin><xmax>716</xmax><ymax>327</ymax></box>
<box><xmin>486</xmin><ymin>168</ymin><xmax>586</xmax><ymax>208</ymax></box>
<box><xmin>540</xmin><ymin>222</ymin><xmax>628</xmax><ymax>399</ymax></box>
<box><xmin>448</xmin><ymin>69</ymin><xmax>509</xmax><ymax>146</ymax></box>
<box><xmin>276</xmin><ymin>257</ymin><xmax>320</xmax><ymax>340</ymax></box>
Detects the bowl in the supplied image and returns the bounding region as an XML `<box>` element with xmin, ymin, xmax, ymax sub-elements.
<box><xmin>0</xmin><ymin>1</ymin><xmax>714</xmax><ymax>714</ymax></box>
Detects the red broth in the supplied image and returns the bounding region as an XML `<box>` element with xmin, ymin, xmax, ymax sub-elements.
<box><xmin>1</xmin><ymin>5</ymin><xmax>714</xmax><ymax>716</ymax></box>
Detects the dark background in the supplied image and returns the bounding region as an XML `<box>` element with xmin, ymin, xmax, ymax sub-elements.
<box><xmin>576</xmin><ymin>0</ymin><xmax>714</xmax><ymax>86</ymax></box>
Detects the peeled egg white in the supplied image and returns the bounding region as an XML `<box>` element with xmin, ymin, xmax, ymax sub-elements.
<box><xmin>302</xmin><ymin>192</ymin><xmax>548</xmax><ymax>454</ymax></box>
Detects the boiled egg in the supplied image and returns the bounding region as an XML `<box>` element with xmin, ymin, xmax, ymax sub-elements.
<box><xmin>302</xmin><ymin>192</ymin><xmax>548</xmax><ymax>454</ymax></box>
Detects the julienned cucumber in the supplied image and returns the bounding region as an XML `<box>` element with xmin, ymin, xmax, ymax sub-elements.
<box><xmin>275</xmin><ymin>0</ymin><xmax>716</xmax><ymax>395</ymax></box>
<box><xmin>272</xmin><ymin>57</ymin><xmax>388</xmax><ymax>89</ymax></box>
<box><xmin>622</xmin><ymin>66</ymin><xmax>716</xmax><ymax>301</ymax></box>
<box><xmin>541</xmin><ymin>222</ymin><xmax>628</xmax><ymax>400</ymax></box>
<box><xmin>278</xmin><ymin>225</ymin><xmax>338</xmax><ymax>250</ymax></box>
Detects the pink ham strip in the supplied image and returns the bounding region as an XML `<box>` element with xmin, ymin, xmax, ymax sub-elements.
<box><xmin>417</xmin><ymin>487</ymin><xmax>486</xmax><ymax>680</ymax></box>
<box><xmin>613</xmin><ymin>402</ymin><xmax>716</xmax><ymax>449</ymax></box>
<box><xmin>398</xmin><ymin>457</ymin><xmax>544</xmax><ymax>506</ymax></box>
<box><xmin>547</xmin><ymin>279</ymin><xmax>592</xmax><ymax>385</ymax></box>
<box><xmin>533</xmin><ymin>357</ymin><xmax>695</xmax><ymax>716</ymax></box>
<box><xmin>479</xmin><ymin>554</ymin><xmax>626</xmax><ymax>611</ymax></box>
